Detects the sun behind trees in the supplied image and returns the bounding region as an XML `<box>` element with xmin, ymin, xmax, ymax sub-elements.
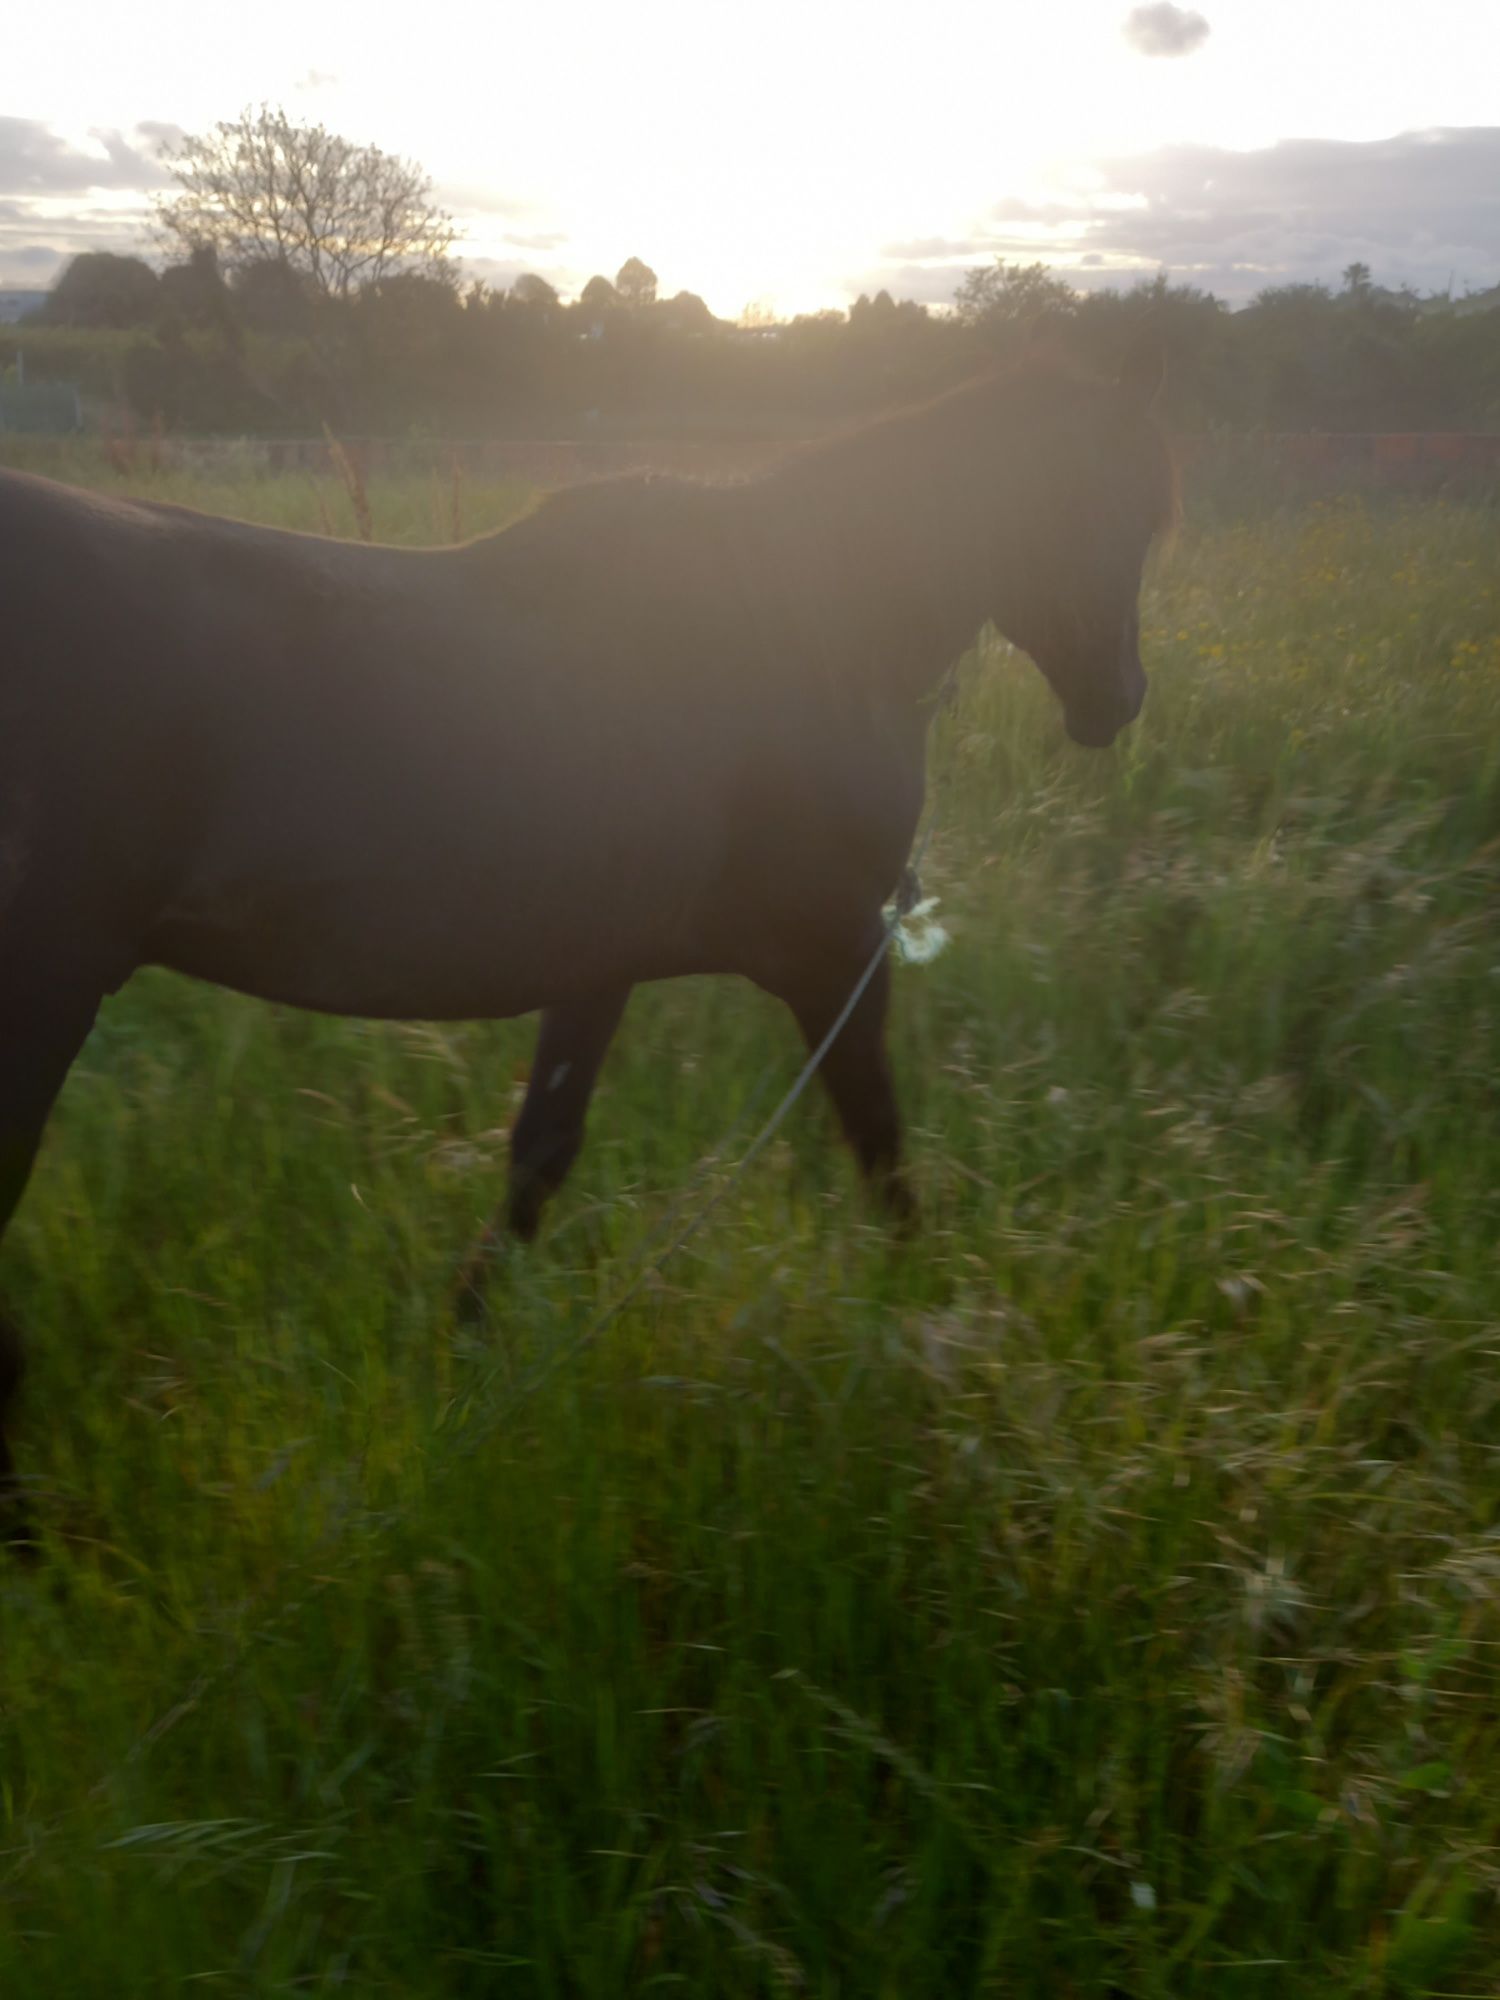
<box><xmin>9</xmin><ymin>103</ymin><xmax>1500</xmax><ymax>439</ymax></box>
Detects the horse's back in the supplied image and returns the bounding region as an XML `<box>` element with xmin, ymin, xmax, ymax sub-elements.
<box><xmin>0</xmin><ymin>464</ymin><xmax>852</xmax><ymax>1018</ymax></box>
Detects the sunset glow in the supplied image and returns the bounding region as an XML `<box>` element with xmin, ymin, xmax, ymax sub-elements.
<box><xmin>9</xmin><ymin>0</ymin><xmax>1500</xmax><ymax>310</ymax></box>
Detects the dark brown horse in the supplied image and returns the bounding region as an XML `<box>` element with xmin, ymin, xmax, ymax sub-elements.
<box><xmin>0</xmin><ymin>338</ymin><xmax>1174</xmax><ymax>1525</ymax></box>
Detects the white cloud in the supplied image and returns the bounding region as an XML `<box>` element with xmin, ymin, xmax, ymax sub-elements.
<box><xmin>860</xmin><ymin>127</ymin><xmax>1500</xmax><ymax>305</ymax></box>
<box><xmin>0</xmin><ymin>117</ymin><xmax>169</xmax><ymax>195</ymax></box>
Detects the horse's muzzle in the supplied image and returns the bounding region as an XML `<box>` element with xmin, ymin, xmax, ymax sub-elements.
<box><xmin>1066</xmin><ymin>713</ymin><xmax>1127</xmax><ymax>749</ymax></box>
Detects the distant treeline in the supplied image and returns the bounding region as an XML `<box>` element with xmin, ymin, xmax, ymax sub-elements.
<box><xmin>4</xmin><ymin>248</ymin><xmax>1499</xmax><ymax>438</ymax></box>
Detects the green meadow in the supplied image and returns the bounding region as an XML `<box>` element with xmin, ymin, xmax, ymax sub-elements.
<box><xmin>2</xmin><ymin>449</ymin><xmax>1499</xmax><ymax>1995</ymax></box>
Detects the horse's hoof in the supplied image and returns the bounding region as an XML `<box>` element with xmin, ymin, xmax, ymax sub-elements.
<box><xmin>884</xmin><ymin>1188</ymin><xmax>921</xmax><ymax>1241</ymax></box>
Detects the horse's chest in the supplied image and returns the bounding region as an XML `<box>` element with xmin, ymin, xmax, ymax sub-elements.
<box><xmin>730</xmin><ymin>712</ymin><xmax>925</xmax><ymax>923</ymax></box>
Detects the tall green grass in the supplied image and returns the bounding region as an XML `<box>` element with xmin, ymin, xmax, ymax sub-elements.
<box><xmin>2</xmin><ymin>477</ymin><xmax>1499</xmax><ymax>1995</ymax></box>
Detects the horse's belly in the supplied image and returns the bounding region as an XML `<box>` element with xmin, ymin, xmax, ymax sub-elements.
<box><xmin>143</xmin><ymin>855</ymin><xmax>706</xmax><ymax>1022</ymax></box>
<box><xmin>147</xmin><ymin>889</ymin><xmax>585</xmax><ymax>1019</ymax></box>
<box><xmin>146</xmin><ymin>915</ymin><xmax>542</xmax><ymax>1020</ymax></box>
<box><xmin>138</xmin><ymin>690</ymin><xmax>732</xmax><ymax>1019</ymax></box>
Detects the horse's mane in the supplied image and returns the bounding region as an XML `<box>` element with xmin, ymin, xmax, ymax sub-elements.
<box><xmin>484</xmin><ymin>346</ymin><xmax>1179</xmax><ymax>587</ymax></box>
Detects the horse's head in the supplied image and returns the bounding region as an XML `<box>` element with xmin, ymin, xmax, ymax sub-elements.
<box><xmin>986</xmin><ymin>331</ymin><xmax>1175</xmax><ymax>750</ymax></box>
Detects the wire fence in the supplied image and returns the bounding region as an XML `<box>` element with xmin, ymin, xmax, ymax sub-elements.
<box><xmin>11</xmin><ymin>426</ymin><xmax>1500</xmax><ymax>493</ymax></box>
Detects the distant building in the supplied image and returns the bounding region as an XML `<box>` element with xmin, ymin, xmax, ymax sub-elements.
<box><xmin>0</xmin><ymin>289</ymin><xmax>48</xmax><ymax>324</ymax></box>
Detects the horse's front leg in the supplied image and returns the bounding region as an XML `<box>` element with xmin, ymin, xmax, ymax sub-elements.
<box><xmin>1</xmin><ymin>941</ymin><xmax>114</xmax><ymax>1551</ymax></box>
<box><xmin>767</xmin><ymin>936</ymin><xmax>918</xmax><ymax>1231</ymax></box>
<box><xmin>455</xmin><ymin>987</ymin><xmax>631</xmax><ymax>1316</ymax></box>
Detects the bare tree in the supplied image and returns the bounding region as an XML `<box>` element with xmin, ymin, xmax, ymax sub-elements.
<box><xmin>154</xmin><ymin>105</ymin><xmax>457</xmax><ymax>301</ymax></box>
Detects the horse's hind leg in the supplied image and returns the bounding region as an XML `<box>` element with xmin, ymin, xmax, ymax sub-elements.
<box><xmin>455</xmin><ymin>988</ymin><xmax>630</xmax><ymax>1315</ymax></box>
<box><xmin>1</xmin><ymin>944</ymin><xmax>116</xmax><ymax>1547</ymax></box>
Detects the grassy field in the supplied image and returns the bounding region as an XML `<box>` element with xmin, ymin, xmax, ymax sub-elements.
<box><xmin>2</xmin><ymin>452</ymin><xmax>1499</xmax><ymax>1996</ymax></box>
<box><xmin>0</xmin><ymin>433</ymin><xmax>537</xmax><ymax>544</ymax></box>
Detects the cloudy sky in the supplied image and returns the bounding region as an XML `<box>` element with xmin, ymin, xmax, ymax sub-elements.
<box><xmin>6</xmin><ymin>0</ymin><xmax>1500</xmax><ymax>313</ymax></box>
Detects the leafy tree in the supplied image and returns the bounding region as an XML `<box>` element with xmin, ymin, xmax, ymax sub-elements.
<box><xmin>230</xmin><ymin>259</ymin><xmax>316</xmax><ymax>336</ymax></box>
<box><xmin>348</xmin><ymin>271</ymin><xmax>466</xmax><ymax>425</ymax></box>
<box><xmin>1075</xmin><ymin>272</ymin><xmax>1232</xmax><ymax>426</ymax></box>
<box><xmin>61</xmin><ymin>222</ymin><xmax>1499</xmax><ymax>442</ymax></box>
<box><xmin>615</xmin><ymin>257</ymin><xmax>658</xmax><ymax>308</ymax></box>
<box><xmin>356</xmin><ymin>270</ymin><xmax>462</xmax><ymax>340</ymax></box>
<box><xmin>158</xmin><ymin>244</ymin><xmax>238</xmax><ymax>339</ymax></box>
<box><xmin>659</xmin><ymin>289</ymin><xmax>715</xmax><ymax>331</ymax></box>
<box><xmin>850</xmin><ymin>289</ymin><xmax>929</xmax><ymax>331</ymax></box>
<box><xmin>953</xmin><ymin>258</ymin><xmax>1076</xmax><ymax>329</ymax></box>
<box><xmin>154</xmin><ymin>104</ymin><xmax>456</xmax><ymax>300</ymax></box>
<box><xmin>511</xmin><ymin>273</ymin><xmax>561</xmax><ymax>312</ymax></box>
<box><xmin>40</xmin><ymin>252</ymin><xmax>160</xmax><ymax>328</ymax></box>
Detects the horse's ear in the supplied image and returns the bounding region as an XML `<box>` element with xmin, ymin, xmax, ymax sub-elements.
<box><xmin>1118</xmin><ymin>329</ymin><xmax>1166</xmax><ymax>410</ymax></box>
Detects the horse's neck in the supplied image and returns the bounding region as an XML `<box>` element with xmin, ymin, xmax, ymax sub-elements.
<box><xmin>750</xmin><ymin>399</ymin><xmax>993</xmax><ymax>706</ymax></box>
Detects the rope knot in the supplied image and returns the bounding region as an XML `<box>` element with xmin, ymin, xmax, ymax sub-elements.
<box><xmin>887</xmin><ymin>867</ymin><xmax>951</xmax><ymax>966</ymax></box>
